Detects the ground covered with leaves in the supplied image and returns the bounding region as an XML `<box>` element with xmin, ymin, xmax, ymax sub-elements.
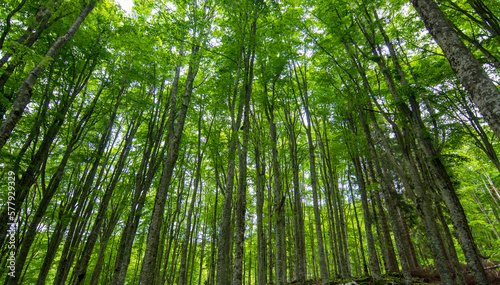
<box><xmin>283</xmin><ymin>266</ymin><xmax>500</xmax><ymax>285</ymax></box>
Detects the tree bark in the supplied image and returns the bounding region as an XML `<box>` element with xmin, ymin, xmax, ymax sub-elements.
<box><xmin>73</xmin><ymin>98</ymin><xmax>136</xmax><ymax>285</ymax></box>
<box><xmin>293</xmin><ymin>61</ymin><xmax>330</xmax><ymax>285</ymax></box>
<box><xmin>347</xmin><ymin>134</ymin><xmax>381</xmax><ymax>281</ymax></box>
<box><xmin>411</xmin><ymin>0</ymin><xmax>500</xmax><ymax>142</ymax></box>
<box><xmin>232</xmin><ymin>16</ymin><xmax>256</xmax><ymax>283</ymax></box>
<box><xmin>284</xmin><ymin>105</ymin><xmax>307</xmax><ymax>284</ymax></box>
<box><xmin>178</xmin><ymin>109</ymin><xmax>209</xmax><ymax>285</ymax></box>
<box><xmin>215</xmin><ymin>47</ymin><xmax>245</xmax><ymax>285</ymax></box>
<box><xmin>139</xmin><ymin>43</ymin><xmax>200</xmax><ymax>284</ymax></box>
<box><xmin>254</xmin><ymin>124</ymin><xmax>267</xmax><ymax>285</ymax></box>
<box><xmin>0</xmin><ymin>0</ymin><xmax>96</xmax><ymax>150</ymax></box>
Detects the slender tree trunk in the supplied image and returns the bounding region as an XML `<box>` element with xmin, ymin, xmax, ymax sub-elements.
<box><xmin>368</xmin><ymin>8</ymin><xmax>489</xmax><ymax>282</ymax></box>
<box><xmin>52</xmin><ymin>102</ymin><xmax>118</xmax><ymax>285</ymax></box>
<box><xmin>216</xmin><ymin>44</ymin><xmax>245</xmax><ymax>285</ymax></box>
<box><xmin>268</xmin><ymin>102</ymin><xmax>285</xmax><ymax>285</ymax></box>
<box><xmin>268</xmin><ymin>175</ymin><xmax>274</xmax><ymax>283</ymax></box>
<box><xmin>284</xmin><ymin>106</ymin><xmax>307</xmax><ymax>284</ymax></box>
<box><xmin>293</xmin><ymin>62</ymin><xmax>330</xmax><ymax>285</ymax></box>
<box><xmin>73</xmin><ymin>85</ymin><xmax>131</xmax><ymax>285</ymax></box>
<box><xmin>139</xmin><ymin>41</ymin><xmax>201</xmax><ymax>284</ymax></box>
<box><xmin>374</xmin><ymin>191</ymin><xmax>398</xmax><ymax>273</ymax></box>
<box><xmin>0</xmin><ymin>65</ymin><xmax>99</xmax><ymax>250</ymax></box>
<box><xmin>208</xmin><ymin>154</ymin><xmax>220</xmax><ymax>285</ymax></box>
<box><xmin>379</xmin><ymin>177</ymin><xmax>413</xmax><ymax>285</ymax></box>
<box><xmin>254</xmin><ymin>124</ymin><xmax>267</xmax><ymax>285</ymax></box>
<box><xmin>348</xmin><ymin>164</ymin><xmax>368</xmax><ymax>276</ymax></box>
<box><xmin>0</xmin><ymin>0</ymin><xmax>96</xmax><ymax>150</ymax></box>
<box><xmin>411</xmin><ymin>0</ymin><xmax>500</xmax><ymax>142</ymax></box>
<box><xmin>348</xmin><ymin>142</ymin><xmax>380</xmax><ymax>281</ymax></box>
<box><xmin>89</xmin><ymin>207</ymin><xmax>121</xmax><ymax>285</ymax></box>
<box><xmin>110</xmin><ymin>78</ymin><xmax>170</xmax><ymax>285</ymax></box>
<box><xmin>435</xmin><ymin>198</ymin><xmax>467</xmax><ymax>285</ymax></box>
<box><xmin>178</xmin><ymin>109</ymin><xmax>209</xmax><ymax>285</ymax></box>
<box><xmin>232</xmin><ymin>21</ymin><xmax>256</xmax><ymax>283</ymax></box>
<box><xmin>198</xmin><ymin>214</ymin><xmax>208</xmax><ymax>285</ymax></box>
<box><xmin>317</xmin><ymin>125</ymin><xmax>348</xmax><ymax>279</ymax></box>
<box><xmin>14</xmin><ymin>81</ymin><xmax>103</xmax><ymax>284</ymax></box>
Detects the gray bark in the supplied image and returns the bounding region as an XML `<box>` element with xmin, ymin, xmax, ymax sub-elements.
<box><xmin>110</xmin><ymin>81</ymin><xmax>169</xmax><ymax>285</ymax></box>
<box><xmin>178</xmin><ymin>111</ymin><xmax>208</xmax><ymax>285</ymax></box>
<box><xmin>267</xmin><ymin>101</ymin><xmax>285</xmax><ymax>285</ymax></box>
<box><xmin>374</xmin><ymin>191</ymin><xmax>399</xmax><ymax>273</ymax></box>
<box><xmin>0</xmin><ymin>0</ymin><xmax>96</xmax><ymax>150</ymax></box>
<box><xmin>435</xmin><ymin>197</ymin><xmax>467</xmax><ymax>285</ymax></box>
<box><xmin>254</xmin><ymin>128</ymin><xmax>267</xmax><ymax>285</ymax></box>
<box><xmin>411</xmin><ymin>0</ymin><xmax>500</xmax><ymax>142</ymax></box>
<box><xmin>232</xmin><ymin>35</ymin><xmax>255</xmax><ymax>285</ymax></box>
<box><xmin>139</xmin><ymin>43</ymin><xmax>200</xmax><ymax>284</ymax></box>
<box><xmin>364</xmin><ymin>8</ymin><xmax>488</xmax><ymax>282</ymax></box>
<box><xmin>73</xmin><ymin>97</ymin><xmax>136</xmax><ymax>285</ymax></box>
<box><xmin>283</xmin><ymin>106</ymin><xmax>307</xmax><ymax>284</ymax></box>
<box><xmin>88</xmin><ymin>208</ymin><xmax>121</xmax><ymax>285</ymax></box>
<box><xmin>350</xmin><ymin>151</ymin><xmax>381</xmax><ymax>281</ymax></box>
<box><xmin>0</xmin><ymin>58</ymin><xmax>98</xmax><ymax>250</ymax></box>
<box><xmin>216</xmin><ymin>45</ymin><xmax>245</xmax><ymax>285</ymax></box>
<box><xmin>301</xmin><ymin>90</ymin><xmax>329</xmax><ymax>285</ymax></box>
<box><xmin>348</xmin><ymin>165</ymin><xmax>369</xmax><ymax>276</ymax></box>
<box><xmin>23</xmin><ymin>84</ymin><xmax>103</xmax><ymax>285</ymax></box>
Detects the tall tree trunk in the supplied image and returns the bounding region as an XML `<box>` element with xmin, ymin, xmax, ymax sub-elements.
<box><xmin>15</xmin><ymin>82</ymin><xmax>103</xmax><ymax>285</ymax></box>
<box><xmin>348</xmin><ymin>164</ymin><xmax>368</xmax><ymax>276</ymax></box>
<box><xmin>0</xmin><ymin>60</ymin><xmax>99</xmax><ymax>250</ymax></box>
<box><xmin>232</xmin><ymin>18</ymin><xmax>256</xmax><ymax>282</ymax></box>
<box><xmin>435</xmin><ymin>197</ymin><xmax>467</xmax><ymax>285</ymax></box>
<box><xmin>73</xmin><ymin>105</ymin><xmax>138</xmax><ymax>285</ymax></box>
<box><xmin>346</xmin><ymin>130</ymin><xmax>381</xmax><ymax>281</ymax></box>
<box><xmin>178</xmin><ymin>107</ymin><xmax>210</xmax><ymax>285</ymax></box>
<box><xmin>293</xmin><ymin>62</ymin><xmax>330</xmax><ymax>285</ymax></box>
<box><xmin>89</xmin><ymin>206</ymin><xmax>121</xmax><ymax>285</ymax></box>
<box><xmin>266</xmin><ymin>96</ymin><xmax>286</xmax><ymax>285</ymax></box>
<box><xmin>208</xmin><ymin>152</ymin><xmax>221</xmax><ymax>285</ymax></box>
<box><xmin>0</xmin><ymin>0</ymin><xmax>96</xmax><ymax>150</ymax></box>
<box><xmin>254</xmin><ymin>121</ymin><xmax>267</xmax><ymax>285</ymax></box>
<box><xmin>110</xmin><ymin>79</ymin><xmax>170</xmax><ymax>285</ymax></box>
<box><xmin>374</xmin><ymin>191</ymin><xmax>399</xmax><ymax>273</ymax></box>
<box><xmin>216</xmin><ymin>44</ymin><xmax>245</xmax><ymax>285</ymax></box>
<box><xmin>139</xmin><ymin>40</ymin><xmax>201</xmax><ymax>284</ymax></box>
<box><xmin>268</xmin><ymin>174</ymin><xmax>274</xmax><ymax>283</ymax></box>
<box><xmin>411</xmin><ymin>0</ymin><xmax>500</xmax><ymax>142</ymax></box>
<box><xmin>284</xmin><ymin>105</ymin><xmax>307</xmax><ymax>284</ymax></box>
<box><xmin>365</xmin><ymin>8</ymin><xmax>489</xmax><ymax>282</ymax></box>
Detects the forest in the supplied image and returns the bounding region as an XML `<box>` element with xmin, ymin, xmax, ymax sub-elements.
<box><xmin>0</xmin><ymin>0</ymin><xmax>500</xmax><ymax>284</ymax></box>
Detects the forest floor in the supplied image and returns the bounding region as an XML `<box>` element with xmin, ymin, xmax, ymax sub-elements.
<box><xmin>285</xmin><ymin>266</ymin><xmax>500</xmax><ymax>285</ymax></box>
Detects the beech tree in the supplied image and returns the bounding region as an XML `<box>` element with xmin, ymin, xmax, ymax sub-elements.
<box><xmin>1</xmin><ymin>0</ymin><xmax>499</xmax><ymax>284</ymax></box>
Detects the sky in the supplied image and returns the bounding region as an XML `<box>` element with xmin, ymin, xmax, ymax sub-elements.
<box><xmin>115</xmin><ymin>0</ymin><xmax>134</xmax><ymax>14</ymax></box>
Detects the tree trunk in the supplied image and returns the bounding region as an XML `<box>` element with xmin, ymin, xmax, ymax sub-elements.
<box><xmin>293</xmin><ymin>61</ymin><xmax>330</xmax><ymax>285</ymax></box>
<box><xmin>0</xmin><ymin>0</ymin><xmax>96</xmax><ymax>150</ymax></box>
<box><xmin>348</xmin><ymin>149</ymin><xmax>381</xmax><ymax>281</ymax></box>
<box><xmin>254</xmin><ymin>124</ymin><xmax>267</xmax><ymax>285</ymax></box>
<box><xmin>367</xmin><ymin>8</ymin><xmax>489</xmax><ymax>282</ymax></box>
<box><xmin>139</xmin><ymin>41</ymin><xmax>201</xmax><ymax>284</ymax></box>
<box><xmin>72</xmin><ymin>84</ymin><xmax>130</xmax><ymax>285</ymax></box>
<box><xmin>178</xmin><ymin>109</ymin><xmax>209</xmax><ymax>285</ymax></box>
<box><xmin>284</xmin><ymin>106</ymin><xmax>307</xmax><ymax>284</ymax></box>
<box><xmin>89</xmin><ymin>207</ymin><xmax>121</xmax><ymax>285</ymax></box>
<box><xmin>216</xmin><ymin>44</ymin><xmax>245</xmax><ymax>285</ymax></box>
<box><xmin>232</xmin><ymin>21</ymin><xmax>256</xmax><ymax>283</ymax></box>
<box><xmin>268</xmin><ymin>102</ymin><xmax>285</xmax><ymax>285</ymax></box>
<box><xmin>374</xmin><ymin>191</ymin><xmax>399</xmax><ymax>273</ymax></box>
<box><xmin>348</xmin><ymin>164</ymin><xmax>369</xmax><ymax>276</ymax></box>
<box><xmin>411</xmin><ymin>0</ymin><xmax>500</xmax><ymax>143</ymax></box>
